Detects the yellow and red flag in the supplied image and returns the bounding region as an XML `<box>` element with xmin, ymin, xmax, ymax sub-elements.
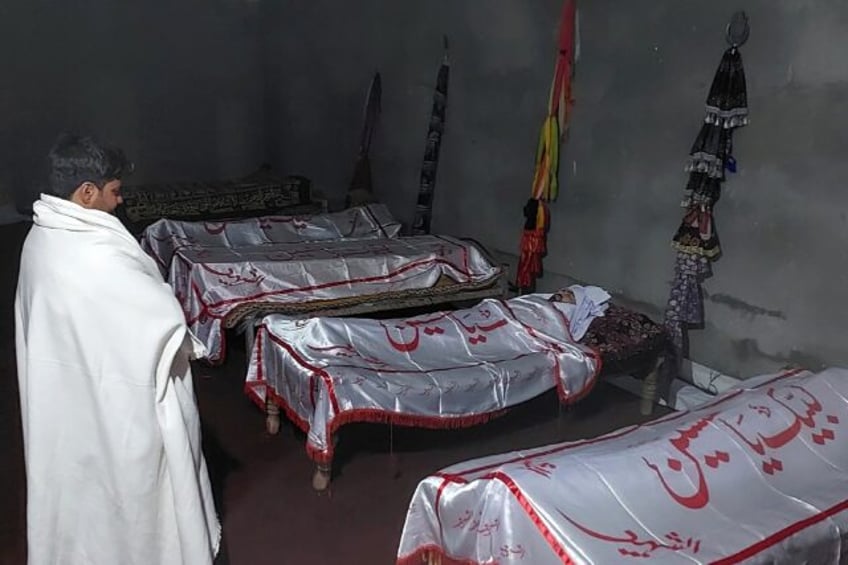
<box><xmin>516</xmin><ymin>0</ymin><xmax>577</xmax><ymax>291</ymax></box>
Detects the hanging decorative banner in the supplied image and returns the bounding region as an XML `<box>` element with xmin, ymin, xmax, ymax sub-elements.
<box><xmin>516</xmin><ymin>0</ymin><xmax>577</xmax><ymax>292</ymax></box>
<box><xmin>347</xmin><ymin>72</ymin><xmax>382</xmax><ymax>207</ymax></box>
<box><xmin>411</xmin><ymin>38</ymin><xmax>450</xmax><ymax>236</ymax></box>
<box><xmin>664</xmin><ymin>13</ymin><xmax>749</xmax><ymax>359</ymax></box>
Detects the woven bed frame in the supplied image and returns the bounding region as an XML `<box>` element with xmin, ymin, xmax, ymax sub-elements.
<box><xmin>223</xmin><ymin>272</ymin><xmax>507</xmax><ymax>331</ymax></box>
<box><xmin>225</xmin><ymin>235</ymin><xmax>510</xmax><ymax>364</ymax></box>
<box><xmin>231</xmin><ymin>272</ymin><xmax>509</xmax><ymax>376</ymax></box>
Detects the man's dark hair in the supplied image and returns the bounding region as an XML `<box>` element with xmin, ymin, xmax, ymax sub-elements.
<box><xmin>47</xmin><ymin>133</ymin><xmax>132</xmax><ymax>198</ymax></box>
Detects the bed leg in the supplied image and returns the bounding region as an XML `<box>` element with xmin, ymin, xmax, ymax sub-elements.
<box><xmin>640</xmin><ymin>358</ymin><xmax>663</xmax><ymax>416</ymax></box>
<box><xmin>426</xmin><ymin>550</ymin><xmax>443</xmax><ymax>565</ymax></box>
<box><xmin>312</xmin><ymin>435</ymin><xmax>338</xmax><ymax>492</ymax></box>
<box><xmin>312</xmin><ymin>462</ymin><xmax>332</xmax><ymax>492</ymax></box>
<box><xmin>243</xmin><ymin>320</ymin><xmax>256</xmax><ymax>354</ymax></box>
<box><xmin>265</xmin><ymin>397</ymin><xmax>281</xmax><ymax>435</ymax></box>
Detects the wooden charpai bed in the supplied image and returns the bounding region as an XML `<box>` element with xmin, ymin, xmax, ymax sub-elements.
<box><xmin>141</xmin><ymin>203</ymin><xmax>402</xmax><ymax>277</ymax></box>
<box><xmin>169</xmin><ymin>234</ymin><xmax>506</xmax><ymax>364</ymax></box>
<box><xmin>245</xmin><ymin>293</ymin><xmax>669</xmax><ymax>491</ymax></box>
<box><xmin>138</xmin><ymin>203</ymin><xmax>508</xmax><ymax>365</ymax></box>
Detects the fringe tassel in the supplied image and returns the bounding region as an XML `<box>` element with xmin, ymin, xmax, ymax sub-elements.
<box><xmin>397</xmin><ymin>546</ymin><xmax>481</xmax><ymax>565</ymax></box>
<box><xmin>516</xmin><ymin>228</ymin><xmax>547</xmax><ymax>289</ymax></box>
<box><xmin>516</xmin><ymin>198</ymin><xmax>550</xmax><ymax>290</ymax></box>
<box><xmin>305</xmin><ymin>408</ymin><xmax>507</xmax><ymax>464</ymax></box>
<box><xmin>248</xmin><ymin>382</ymin><xmax>511</xmax><ymax>465</ymax></box>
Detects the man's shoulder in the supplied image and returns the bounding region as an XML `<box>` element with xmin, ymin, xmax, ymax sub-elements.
<box><xmin>22</xmin><ymin>225</ymin><xmax>144</xmax><ymax>272</ymax></box>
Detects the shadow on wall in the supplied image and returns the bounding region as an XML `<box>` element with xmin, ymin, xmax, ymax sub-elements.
<box><xmin>0</xmin><ymin>0</ymin><xmax>266</xmax><ymax>216</ymax></box>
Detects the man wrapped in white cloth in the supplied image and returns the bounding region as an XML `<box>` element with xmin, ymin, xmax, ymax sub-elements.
<box><xmin>15</xmin><ymin>134</ymin><xmax>220</xmax><ymax>564</ymax></box>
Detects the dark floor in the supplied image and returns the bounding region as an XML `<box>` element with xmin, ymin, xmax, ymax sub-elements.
<box><xmin>0</xmin><ymin>222</ymin><xmax>669</xmax><ymax>565</ymax></box>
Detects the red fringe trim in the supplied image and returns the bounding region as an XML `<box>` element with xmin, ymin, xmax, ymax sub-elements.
<box><xmin>244</xmin><ymin>381</ymin><xmax>313</xmax><ymax>435</ymax></box>
<box><xmin>245</xmin><ymin>380</ymin><xmax>507</xmax><ymax>465</ymax></box>
<box><xmin>396</xmin><ymin>546</ymin><xmax>494</xmax><ymax>565</ymax></box>
<box><xmin>488</xmin><ymin>471</ymin><xmax>578</xmax><ymax>564</ymax></box>
<box><xmin>245</xmin><ymin>324</ymin><xmax>603</xmax><ymax>466</ymax></box>
<box><xmin>516</xmin><ymin>229</ymin><xmax>547</xmax><ymax>288</ymax></box>
<box><xmin>246</xmin><ymin>372</ymin><xmax>602</xmax><ymax>465</ymax></box>
<box><xmin>559</xmin><ymin>347</ymin><xmax>604</xmax><ymax>406</ymax></box>
<box><xmin>307</xmin><ymin>408</ymin><xmax>508</xmax><ymax>465</ymax></box>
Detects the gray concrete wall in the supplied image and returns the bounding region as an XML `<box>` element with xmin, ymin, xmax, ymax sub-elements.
<box><xmin>261</xmin><ymin>1</ymin><xmax>848</xmax><ymax>379</ymax></box>
<box><xmin>0</xmin><ymin>0</ymin><xmax>266</xmax><ymax>210</ymax></box>
<box><xmin>1</xmin><ymin>2</ymin><xmax>843</xmax><ymax>379</ymax></box>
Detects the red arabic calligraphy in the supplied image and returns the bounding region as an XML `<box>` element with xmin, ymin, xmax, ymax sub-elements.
<box><xmin>462</xmin><ymin>379</ymin><xmax>482</xmax><ymax>392</ymax></box>
<box><xmin>450</xmin><ymin>509</ymin><xmax>527</xmax><ymax>561</ymax></box>
<box><xmin>307</xmin><ymin>344</ymin><xmax>392</xmax><ymax>369</ymax></box>
<box><xmin>644</xmin><ymin>383</ymin><xmax>841</xmax><ymax>509</ymax></box>
<box><xmin>451</xmin><ymin>509</ymin><xmax>501</xmax><ymax>537</ymax></box>
<box><xmin>498</xmin><ymin>544</ymin><xmax>527</xmax><ymax>559</ymax></box>
<box><xmin>384</xmin><ymin>323</ymin><xmax>422</xmax><ymax>352</ymax></box>
<box><xmin>521</xmin><ymin>458</ymin><xmax>557</xmax><ymax>479</ymax></box>
<box><xmin>558</xmin><ymin>510</ymin><xmax>701</xmax><ymax>558</ymax></box>
<box><xmin>455</xmin><ymin>309</ymin><xmax>509</xmax><ymax>345</ymax></box>
<box><xmin>258</xmin><ymin>216</ymin><xmax>308</xmax><ymax>232</ymax></box>
<box><xmin>643</xmin><ymin>414</ymin><xmax>727</xmax><ymax>509</ymax></box>
<box><xmin>395</xmin><ymin>383</ymin><xmax>435</xmax><ymax>397</ymax></box>
<box><xmin>718</xmin><ymin>386</ymin><xmax>836</xmax><ymax>475</ymax></box>
<box><xmin>383</xmin><ymin>309</ymin><xmax>509</xmax><ymax>353</ymax></box>
<box><xmin>199</xmin><ymin>264</ymin><xmax>265</xmax><ymax>286</ymax></box>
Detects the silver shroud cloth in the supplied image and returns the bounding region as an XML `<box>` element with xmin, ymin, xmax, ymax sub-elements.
<box><xmin>397</xmin><ymin>368</ymin><xmax>848</xmax><ymax>564</ymax></box>
<box><xmin>245</xmin><ymin>294</ymin><xmax>602</xmax><ymax>464</ymax></box>
<box><xmin>171</xmin><ymin>235</ymin><xmax>501</xmax><ymax>363</ymax></box>
<box><xmin>141</xmin><ymin>204</ymin><xmax>402</xmax><ymax>277</ymax></box>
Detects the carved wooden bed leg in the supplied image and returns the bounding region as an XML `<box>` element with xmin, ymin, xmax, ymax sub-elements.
<box><xmin>640</xmin><ymin>371</ymin><xmax>657</xmax><ymax>416</ymax></box>
<box><xmin>265</xmin><ymin>397</ymin><xmax>281</xmax><ymax>435</ymax></box>
<box><xmin>312</xmin><ymin>462</ymin><xmax>332</xmax><ymax>492</ymax></box>
<box><xmin>426</xmin><ymin>550</ymin><xmax>443</xmax><ymax>565</ymax></box>
<box><xmin>312</xmin><ymin>435</ymin><xmax>338</xmax><ymax>492</ymax></box>
<box><xmin>640</xmin><ymin>357</ymin><xmax>665</xmax><ymax>416</ymax></box>
<box><xmin>242</xmin><ymin>318</ymin><xmax>257</xmax><ymax>356</ymax></box>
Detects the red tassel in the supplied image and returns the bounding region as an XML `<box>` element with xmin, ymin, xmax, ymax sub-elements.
<box><xmin>516</xmin><ymin>228</ymin><xmax>547</xmax><ymax>289</ymax></box>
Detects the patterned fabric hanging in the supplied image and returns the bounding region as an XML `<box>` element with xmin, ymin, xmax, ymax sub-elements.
<box><xmin>411</xmin><ymin>39</ymin><xmax>450</xmax><ymax>236</ymax></box>
<box><xmin>516</xmin><ymin>0</ymin><xmax>577</xmax><ymax>291</ymax></box>
<box><xmin>664</xmin><ymin>26</ymin><xmax>749</xmax><ymax>358</ymax></box>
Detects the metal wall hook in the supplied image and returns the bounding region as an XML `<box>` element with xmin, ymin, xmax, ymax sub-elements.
<box><xmin>726</xmin><ymin>11</ymin><xmax>750</xmax><ymax>48</ymax></box>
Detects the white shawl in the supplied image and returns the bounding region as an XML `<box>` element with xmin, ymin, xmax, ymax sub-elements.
<box><xmin>15</xmin><ymin>194</ymin><xmax>220</xmax><ymax>565</ymax></box>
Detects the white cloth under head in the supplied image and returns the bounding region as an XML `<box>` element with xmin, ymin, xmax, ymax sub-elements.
<box><xmin>553</xmin><ymin>284</ymin><xmax>610</xmax><ymax>341</ymax></box>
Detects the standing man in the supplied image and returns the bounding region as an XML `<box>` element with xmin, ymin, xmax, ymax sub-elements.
<box><xmin>15</xmin><ymin>133</ymin><xmax>220</xmax><ymax>564</ymax></box>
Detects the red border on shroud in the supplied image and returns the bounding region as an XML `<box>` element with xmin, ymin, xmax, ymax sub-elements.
<box><xmin>186</xmin><ymin>255</ymin><xmax>483</xmax><ymax>321</ymax></box>
<box><xmin>404</xmin><ymin>370</ymin><xmax>839</xmax><ymax>565</ymax></box>
<box><xmin>178</xmin><ymin>238</ymin><xmax>498</xmax><ymax>363</ymax></box>
<box><xmin>710</xmin><ymin>496</ymin><xmax>848</xmax><ymax>564</ymax></box>
<box><xmin>182</xmin><ymin>237</ymin><xmax>479</xmax><ymax>316</ymax></box>
<box><xmin>244</xmin><ymin>303</ymin><xmax>603</xmax><ymax>464</ymax></box>
<box><xmin>435</xmin><ymin>368</ymin><xmax>805</xmax><ymax>479</ymax></box>
<box><xmin>396</xmin><ymin>545</ymin><xmax>499</xmax><ymax>565</ymax></box>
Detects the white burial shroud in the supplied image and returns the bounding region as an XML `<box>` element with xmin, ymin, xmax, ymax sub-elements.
<box><xmin>245</xmin><ymin>295</ymin><xmax>603</xmax><ymax>463</ymax></box>
<box><xmin>397</xmin><ymin>367</ymin><xmax>848</xmax><ymax>565</ymax></box>
<box><xmin>172</xmin><ymin>235</ymin><xmax>501</xmax><ymax>363</ymax></box>
<box><xmin>141</xmin><ymin>203</ymin><xmax>402</xmax><ymax>277</ymax></box>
